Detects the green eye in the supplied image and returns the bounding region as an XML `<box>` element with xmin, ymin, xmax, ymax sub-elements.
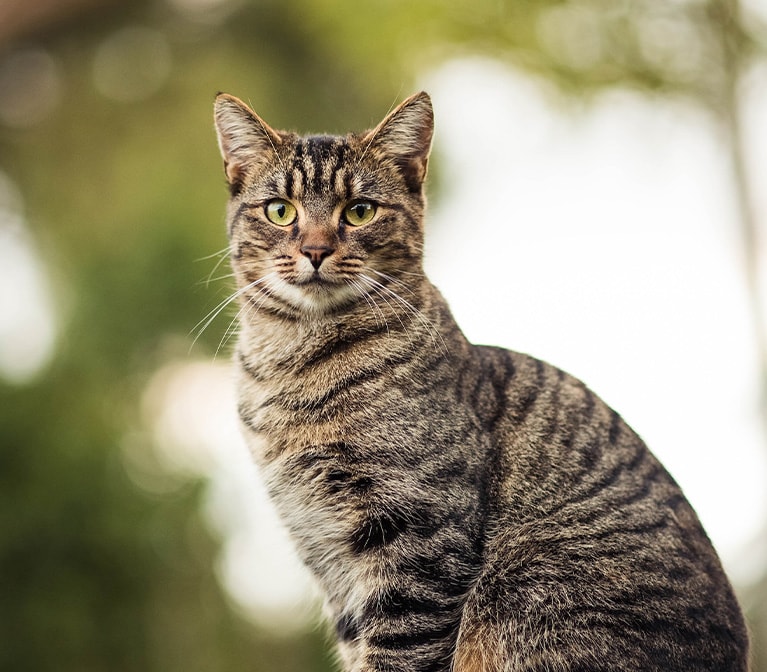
<box><xmin>344</xmin><ymin>200</ymin><xmax>376</xmax><ymax>227</ymax></box>
<box><xmin>265</xmin><ymin>199</ymin><xmax>297</xmax><ymax>226</ymax></box>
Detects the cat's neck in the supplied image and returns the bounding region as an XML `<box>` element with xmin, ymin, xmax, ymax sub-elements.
<box><xmin>235</xmin><ymin>280</ymin><xmax>467</xmax><ymax>383</ymax></box>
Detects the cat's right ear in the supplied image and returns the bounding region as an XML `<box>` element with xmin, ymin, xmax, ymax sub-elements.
<box><xmin>214</xmin><ymin>93</ymin><xmax>282</xmax><ymax>195</ymax></box>
<box><xmin>363</xmin><ymin>92</ymin><xmax>434</xmax><ymax>192</ymax></box>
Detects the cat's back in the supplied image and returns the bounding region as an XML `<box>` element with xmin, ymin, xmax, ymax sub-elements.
<box><xmin>460</xmin><ymin>345</ymin><xmax>750</xmax><ymax>671</ymax></box>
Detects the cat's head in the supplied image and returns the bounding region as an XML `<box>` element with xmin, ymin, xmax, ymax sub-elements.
<box><xmin>213</xmin><ymin>92</ymin><xmax>433</xmax><ymax>317</ymax></box>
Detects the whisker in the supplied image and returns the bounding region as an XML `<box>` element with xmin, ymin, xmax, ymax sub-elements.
<box><xmin>189</xmin><ymin>276</ymin><xmax>270</xmax><ymax>351</ymax></box>
<box><xmin>196</xmin><ymin>272</ymin><xmax>237</xmax><ymax>286</ymax></box>
<box><xmin>360</xmin><ymin>279</ymin><xmax>409</xmax><ymax>339</ymax></box>
<box><xmin>347</xmin><ymin>278</ymin><xmax>389</xmax><ymax>333</ymax></box>
<box><xmin>194</xmin><ymin>246</ymin><xmax>230</xmax><ymax>263</ymax></box>
<box><xmin>360</xmin><ymin>274</ymin><xmax>449</xmax><ymax>357</ymax></box>
<box><xmin>196</xmin><ymin>246</ymin><xmax>232</xmax><ymax>287</ymax></box>
<box><xmin>215</xmin><ymin>284</ymin><xmax>271</xmax><ymax>358</ymax></box>
<box><xmin>366</xmin><ymin>268</ymin><xmax>419</xmax><ymax>297</ymax></box>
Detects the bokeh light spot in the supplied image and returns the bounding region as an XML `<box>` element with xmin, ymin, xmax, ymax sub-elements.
<box><xmin>0</xmin><ymin>173</ymin><xmax>58</xmax><ymax>383</ymax></box>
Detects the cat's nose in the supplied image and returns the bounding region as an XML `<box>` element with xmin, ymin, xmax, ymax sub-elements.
<box><xmin>300</xmin><ymin>245</ymin><xmax>335</xmax><ymax>270</ymax></box>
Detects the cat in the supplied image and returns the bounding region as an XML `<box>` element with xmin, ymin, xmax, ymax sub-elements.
<box><xmin>212</xmin><ymin>90</ymin><xmax>750</xmax><ymax>672</ymax></box>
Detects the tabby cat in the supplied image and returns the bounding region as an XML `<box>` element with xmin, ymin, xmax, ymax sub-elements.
<box><xmin>212</xmin><ymin>91</ymin><xmax>749</xmax><ymax>671</ymax></box>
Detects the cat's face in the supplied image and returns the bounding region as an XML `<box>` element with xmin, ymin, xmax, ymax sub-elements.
<box><xmin>214</xmin><ymin>93</ymin><xmax>433</xmax><ymax>317</ymax></box>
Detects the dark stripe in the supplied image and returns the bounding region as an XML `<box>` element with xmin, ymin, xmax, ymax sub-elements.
<box><xmin>327</xmin><ymin>141</ymin><xmax>347</xmax><ymax>193</ymax></box>
<box><xmin>540</xmin><ymin>442</ymin><xmax>650</xmax><ymax>522</ymax></box>
<box><xmin>564</xmin><ymin>517</ymin><xmax>669</xmax><ymax>545</ymax></box>
<box><xmin>364</xmin><ymin>589</ymin><xmax>457</xmax><ymax>620</ymax></box>
<box><xmin>268</xmin><ymin>364</ymin><xmax>391</xmax><ymax>412</ymax></box>
<box><xmin>325</xmin><ymin>469</ymin><xmax>373</xmax><ymax>495</ymax></box>
<box><xmin>487</xmin><ymin>351</ymin><xmax>515</xmax><ymax>429</ymax></box>
<box><xmin>567</xmin><ymin>441</ymin><xmax>648</xmax><ymax>508</ymax></box>
<box><xmin>235</xmin><ymin>201</ymin><xmax>259</xmax><ymax>219</ymax></box>
<box><xmin>405</xmin><ymin>560</ymin><xmax>475</xmax><ymax>599</ymax></box>
<box><xmin>310</xmin><ymin>142</ymin><xmax>324</xmax><ymax>193</ymax></box>
<box><xmin>237</xmin><ymin>401</ymin><xmax>263</xmax><ymax>433</ymax></box>
<box><xmin>238</xmin><ymin>350</ymin><xmax>265</xmax><ymax>381</ymax></box>
<box><xmin>424</xmin><ymin>456</ymin><xmax>468</xmax><ymax>485</ymax></box>
<box><xmin>368</xmin><ymin>620</ymin><xmax>457</xmax><ymax>650</ymax></box>
<box><xmin>296</xmin><ymin>322</ymin><xmax>407</xmax><ymax>372</ymax></box>
<box><xmin>467</xmin><ymin>370</ymin><xmax>485</xmax><ymax>411</ymax></box>
<box><xmin>232</xmin><ymin>239</ymin><xmax>270</xmax><ymax>259</ymax></box>
<box><xmin>246</xmin><ymin>294</ymin><xmax>301</xmax><ymax>321</ymax></box>
<box><xmin>287</xmin><ymin>442</ymin><xmax>356</xmax><ymax>469</ymax></box>
<box><xmin>335</xmin><ymin>612</ymin><xmax>360</xmax><ymax>642</ymax></box>
<box><xmin>350</xmin><ymin>506</ymin><xmax>411</xmax><ymax>553</ymax></box>
<box><xmin>578</xmin><ymin>438</ymin><xmax>602</xmax><ymax>471</ymax></box>
<box><xmin>380</xmin><ymin>202</ymin><xmax>408</xmax><ymax>213</ymax></box>
<box><xmin>284</xmin><ymin>166</ymin><xmax>295</xmax><ymax>198</ymax></box>
<box><xmin>509</xmin><ymin>358</ymin><xmax>545</xmax><ymax>423</ymax></box>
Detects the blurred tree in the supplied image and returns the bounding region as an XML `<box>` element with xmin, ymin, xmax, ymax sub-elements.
<box><xmin>0</xmin><ymin>0</ymin><xmax>765</xmax><ymax>670</ymax></box>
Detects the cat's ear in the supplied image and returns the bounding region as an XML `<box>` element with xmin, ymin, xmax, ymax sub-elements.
<box><xmin>214</xmin><ymin>93</ymin><xmax>282</xmax><ymax>194</ymax></box>
<box><xmin>364</xmin><ymin>92</ymin><xmax>434</xmax><ymax>191</ymax></box>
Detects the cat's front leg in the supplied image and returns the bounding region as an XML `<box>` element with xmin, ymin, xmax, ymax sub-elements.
<box><xmin>265</xmin><ymin>443</ymin><xmax>483</xmax><ymax>671</ymax></box>
<box><xmin>338</xmin><ymin>598</ymin><xmax>459</xmax><ymax>672</ymax></box>
<box><xmin>330</xmin><ymin>524</ymin><xmax>478</xmax><ymax>672</ymax></box>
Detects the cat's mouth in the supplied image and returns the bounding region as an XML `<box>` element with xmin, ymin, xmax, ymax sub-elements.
<box><xmin>297</xmin><ymin>272</ymin><xmax>335</xmax><ymax>287</ymax></box>
<box><xmin>275</xmin><ymin>273</ymin><xmax>359</xmax><ymax>314</ymax></box>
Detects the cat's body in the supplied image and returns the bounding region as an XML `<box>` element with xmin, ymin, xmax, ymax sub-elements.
<box><xmin>213</xmin><ymin>92</ymin><xmax>749</xmax><ymax>671</ymax></box>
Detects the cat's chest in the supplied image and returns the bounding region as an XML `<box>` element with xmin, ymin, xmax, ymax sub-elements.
<box><xmin>247</xmin><ymin>419</ymin><xmax>397</xmax><ymax>607</ymax></box>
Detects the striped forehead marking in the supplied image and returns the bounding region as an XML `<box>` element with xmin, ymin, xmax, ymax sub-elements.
<box><xmin>285</xmin><ymin>136</ymin><xmax>350</xmax><ymax>199</ymax></box>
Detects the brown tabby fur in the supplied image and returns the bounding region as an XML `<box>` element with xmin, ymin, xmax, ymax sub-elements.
<box><xmin>213</xmin><ymin>91</ymin><xmax>749</xmax><ymax>671</ymax></box>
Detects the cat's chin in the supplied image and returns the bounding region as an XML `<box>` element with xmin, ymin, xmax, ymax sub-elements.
<box><xmin>273</xmin><ymin>277</ymin><xmax>360</xmax><ymax>316</ymax></box>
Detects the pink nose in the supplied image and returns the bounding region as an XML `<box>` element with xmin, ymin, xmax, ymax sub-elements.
<box><xmin>300</xmin><ymin>245</ymin><xmax>335</xmax><ymax>270</ymax></box>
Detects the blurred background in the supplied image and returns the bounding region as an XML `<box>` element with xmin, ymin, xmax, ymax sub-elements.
<box><xmin>1</xmin><ymin>0</ymin><xmax>766</xmax><ymax>669</ymax></box>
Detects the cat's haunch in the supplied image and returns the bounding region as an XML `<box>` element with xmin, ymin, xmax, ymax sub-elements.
<box><xmin>213</xmin><ymin>91</ymin><xmax>749</xmax><ymax>671</ymax></box>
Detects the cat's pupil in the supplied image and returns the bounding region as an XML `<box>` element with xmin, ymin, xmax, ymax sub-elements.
<box><xmin>354</xmin><ymin>205</ymin><xmax>365</xmax><ymax>218</ymax></box>
<box><xmin>276</xmin><ymin>204</ymin><xmax>286</xmax><ymax>218</ymax></box>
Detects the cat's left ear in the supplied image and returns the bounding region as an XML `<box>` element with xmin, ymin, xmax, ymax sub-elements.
<box><xmin>214</xmin><ymin>93</ymin><xmax>282</xmax><ymax>194</ymax></box>
<box><xmin>364</xmin><ymin>92</ymin><xmax>434</xmax><ymax>192</ymax></box>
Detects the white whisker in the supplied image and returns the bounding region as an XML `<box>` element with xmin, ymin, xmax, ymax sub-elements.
<box><xmin>195</xmin><ymin>246</ymin><xmax>232</xmax><ymax>288</ymax></box>
<box><xmin>359</xmin><ymin>274</ymin><xmax>449</xmax><ymax>357</ymax></box>
<box><xmin>195</xmin><ymin>246</ymin><xmax>230</xmax><ymax>263</ymax></box>
<box><xmin>366</xmin><ymin>268</ymin><xmax>420</xmax><ymax>297</ymax></box>
<box><xmin>215</xmin><ymin>286</ymin><xmax>271</xmax><ymax>358</ymax></box>
<box><xmin>347</xmin><ymin>278</ymin><xmax>389</xmax><ymax>333</ymax></box>
<box><xmin>189</xmin><ymin>275</ymin><xmax>270</xmax><ymax>351</ymax></box>
<box><xmin>196</xmin><ymin>272</ymin><xmax>237</xmax><ymax>286</ymax></box>
<box><xmin>359</xmin><ymin>279</ymin><xmax>410</xmax><ymax>340</ymax></box>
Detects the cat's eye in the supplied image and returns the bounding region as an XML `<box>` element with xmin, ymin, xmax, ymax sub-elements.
<box><xmin>265</xmin><ymin>199</ymin><xmax>297</xmax><ymax>227</ymax></box>
<box><xmin>344</xmin><ymin>200</ymin><xmax>376</xmax><ymax>227</ymax></box>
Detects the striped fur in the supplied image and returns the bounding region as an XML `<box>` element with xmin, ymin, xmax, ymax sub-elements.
<box><xmin>213</xmin><ymin>92</ymin><xmax>749</xmax><ymax>671</ymax></box>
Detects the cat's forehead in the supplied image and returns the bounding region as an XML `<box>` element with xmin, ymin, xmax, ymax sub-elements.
<box><xmin>258</xmin><ymin>131</ymin><xmax>381</xmax><ymax>202</ymax></box>
<box><xmin>286</xmin><ymin>133</ymin><xmax>354</xmax><ymax>163</ymax></box>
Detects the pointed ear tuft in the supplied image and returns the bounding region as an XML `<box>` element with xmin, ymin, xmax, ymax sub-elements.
<box><xmin>213</xmin><ymin>93</ymin><xmax>282</xmax><ymax>195</ymax></box>
<box><xmin>364</xmin><ymin>92</ymin><xmax>434</xmax><ymax>192</ymax></box>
